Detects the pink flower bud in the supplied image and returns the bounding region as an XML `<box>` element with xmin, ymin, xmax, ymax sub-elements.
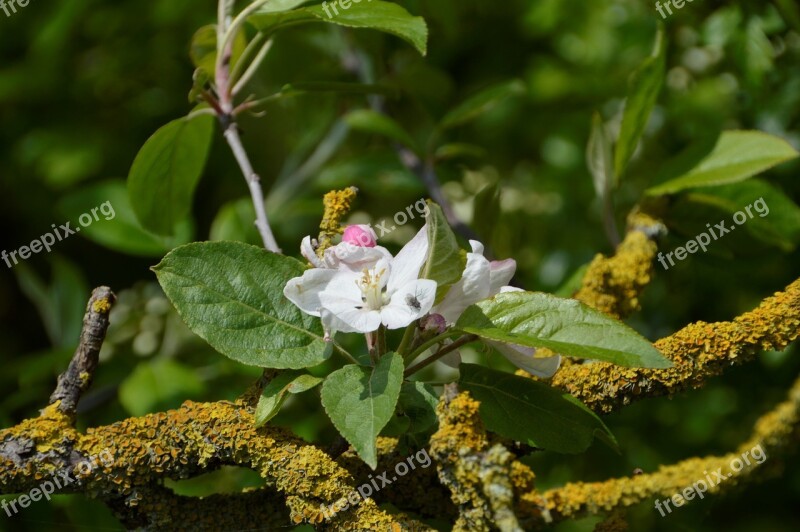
<box><xmin>342</xmin><ymin>225</ymin><xmax>377</xmax><ymax>248</ymax></box>
<box><xmin>420</xmin><ymin>314</ymin><xmax>447</xmax><ymax>335</ymax></box>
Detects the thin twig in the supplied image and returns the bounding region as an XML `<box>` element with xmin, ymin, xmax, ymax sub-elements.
<box><xmin>404</xmin><ymin>335</ymin><xmax>477</xmax><ymax>377</ymax></box>
<box><xmin>49</xmin><ymin>287</ymin><xmax>116</xmax><ymax>417</ymax></box>
<box><xmin>222</xmin><ymin>124</ymin><xmax>281</xmax><ymax>252</ymax></box>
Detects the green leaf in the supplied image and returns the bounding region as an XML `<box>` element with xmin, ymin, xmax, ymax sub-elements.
<box><xmin>250</xmin><ymin>0</ymin><xmax>429</xmax><ymax>56</ymax></box>
<box><xmin>678</xmin><ymin>179</ymin><xmax>800</xmax><ymax>252</ymax></box>
<box><xmin>60</xmin><ymin>180</ymin><xmax>193</xmax><ymax>257</ymax></box>
<box><xmin>321</xmin><ymin>353</ymin><xmax>404</xmax><ymax>468</ymax></box>
<box><xmin>586</xmin><ymin>112</ymin><xmax>614</xmax><ymax>197</ymax></box>
<box><xmin>554</xmin><ymin>263</ymin><xmax>590</xmax><ymax>298</ymax></box>
<box><xmin>459</xmin><ymin>364</ymin><xmax>616</xmax><ymax>453</ymax></box>
<box><xmin>456</xmin><ymin>291</ymin><xmax>671</xmax><ymax>368</ymax></box>
<box><xmin>646</xmin><ymin>131</ymin><xmax>799</xmax><ymax>195</ymax></box>
<box><xmin>398</xmin><ymin>381</ymin><xmax>439</xmax><ymax>434</ymax></box>
<box><xmin>153</xmin><ymin>242</ymin><xmax>330</xmax><ymax>369</ymax></box>
<box><xmin>119</xmin><ymin>359</ymin><xmax>204</xmax><ymax>417</ymax></box>
<box><xmin>128</xmin><ymin>114</ymin><xmax>215</xmax><ymax>235</ymax></box>
<box><xmin>421</xmin><ymin>201</ymin><xmax>467</xmax><ymax>303</ymax></box>
<box><xmin>15</xmin><ymin>257</ymin><xmax>88</xmax><ymax>349</ymax></box>
<box><xmin>614</xmin><ymin>26</ymin><xmax>666</xmax><ymax>178</ymax></box>
<box><xmin>344</xmin><ymin>110</ymin><xmax>418</xmax><ymax>153</ymax></box>
<box><xmin>210</xmin><ymin>198</ymin><xmax>261</xmax><ymax>245</ymax></box>
<box><xmin>189</xmin><ymin>24</ymin><xmax>248</xmax><ymax>77</ymax></box>
<box><xmin>439</xmin><ymin>80</ymin><xmax>526</xmax><ymax>130</ymax></box>
<box><xmin>255</xmin><ymin>371</ymin><xmax>324</xmax><ymax>427</ymax></box>
<box><xmin>434</xmin><ymin>143</ymin><xmax>487</xmax><ymax>162</ymax></box>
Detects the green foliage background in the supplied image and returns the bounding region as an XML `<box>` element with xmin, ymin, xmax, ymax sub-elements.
<box><xmin>1</xmin><ymin>0</ymin><xmax>799</xmax><ymax>530</ymax></box>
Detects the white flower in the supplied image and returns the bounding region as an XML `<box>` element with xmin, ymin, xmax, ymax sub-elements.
<box><xmin>285</xmin><ymin>226</ymin><xmax>437</xmax><ymax>334</ymax></box>
<box><xmin>434</xmin><ymin>241</ymin><xmax>561</xmax><ymax>378</ymax></box>
<box><xmin>300</xmin><ymin>235</ymin><xmax>391</xmax><ymax>272</ymax></box>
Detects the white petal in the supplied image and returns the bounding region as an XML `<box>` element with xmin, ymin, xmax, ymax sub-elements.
<box><xmin>325</xmin><ymin>243</ymin><xmax>393</xmax><ymax>272</ymax></box>
<box><xmin>488</xmin><ymin>259</ymin><xmax>516</xmax><ymax>295</ymax></box>
<box><xmin>382</xmin><ymin>279</ymin><xmax>437</xmax><ymax>329</ymax></box>
<box><xmin>434</xmin><ymin>247</ymin><xmax>491</xmax><ymax>324</ymax></box>
<box><xmin>300</xmin><ymin>236</ymin><xmax>325</xmax><ymax>268</ymax></box>
<box><xmin>492</xmin><ymin>341</ymin><xmax>562</xmax><ymax>378</ymax></box>
<box><xmin>283</xmin><ymin>269</ymin><xmax>338</xmax><ymax>317</ymax></box>
<box><xmin>319</xmin><ymin>291</ymin><xmax>382</xmax><ymax>333</ymax></box>
<box><xmin>387</xmin><ymin>225</ymin><xmax>429</xmax><ymax>294</ymax></box>
<box><xmin>500</xmin><ymin>286</ymin><xmax>524</xmax><ymax>293</ymax></box>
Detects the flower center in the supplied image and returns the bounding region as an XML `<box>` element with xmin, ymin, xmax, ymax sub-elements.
<box><xmin>357</xmin><ymin>267</ymin><xmax>387</xmax><ymax>310</ymax></box>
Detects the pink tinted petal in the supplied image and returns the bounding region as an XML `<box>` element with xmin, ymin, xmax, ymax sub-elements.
<box><xmin>488</xmin><ymin>259</ymin><xmax>516</xmax><ymax>295</ymax></box>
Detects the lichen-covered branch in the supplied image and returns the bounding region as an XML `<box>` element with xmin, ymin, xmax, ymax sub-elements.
<box><xmin>552</xmin><ymin>276</ymin><xmax>800</xmax><ymax>414</ymax></box>
<box><xmin>531</xmin><ymin>372</ymin><xmax>800</xmax><ymax>523</ymax></box>
<box><xmin>49</xmin><ymin>286</ymin><xmax>115</xmax><ymax>417</ymax></box>
<box><xmin>429</xmin><ymin>385</ymin><xmax>540</xmax><ymax>531</ymax></box>
<box><xmin>574</xmin><ymin>212</ymin><xmax>665</xmax><ymax>319</ymax></box>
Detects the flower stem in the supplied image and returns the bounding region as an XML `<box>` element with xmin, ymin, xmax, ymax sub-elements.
<box><xmin>397</xmin><ymin>323</ymin><xmax>417</xmax><ymax>359</ymax></box>
<box><xmin>404</xmin><ymin>330</ymin><xmax>461</xmax><ymax>366</ymax></box>
<box><xmin>404</xmin><ymin>335</ymin><xmax>477</xmax><ymax>378</ymax></box>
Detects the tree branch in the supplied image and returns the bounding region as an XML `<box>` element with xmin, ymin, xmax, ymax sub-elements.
<box><xmin>48</xmin><ymin>286</ymin><xmax>115</xmax><ymax>417</ymax></box>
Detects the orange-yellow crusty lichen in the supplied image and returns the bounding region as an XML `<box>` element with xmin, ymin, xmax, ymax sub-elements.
<box><xmin>2</xmin><ymin>398</ymin><xmax>428</xmax><ymax>531</ymax></box>
<box><xmin>526</xmin><ymin>373</ymin><xmax>800</xmax><ymax>523</ymax></box>
<box><xmin>551</xmin><ymin>277</ymin><xmax>800</xmax><ymax>414</ymax></box>
<box><xmin>574</xmin><ymin>230</ymin><xmax>657</xmax><ymax>319</ymax></box>
<box><xmin>430</xmin><ymin>392</ymin><xmax>524</xmax><ymax>531</ymax></box>
<box><xmin>316</xmin><ymin>186</ymin><xmax>359</xmax><ymax>258</ymax></box>
<box><xmin>92</xmin><ymin>297</ymin><xmax>112</xmax><ymax>314</ymax></box>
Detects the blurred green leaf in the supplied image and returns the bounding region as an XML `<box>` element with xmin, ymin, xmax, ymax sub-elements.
<box><xmin>15</xmin><ymin>257</ymin><xmax>88</xmax><ymax>349</ymax></box>
<box><xmin>321</xmin><ymin>353</ymin><xmax>403</xmax><ymax>468</ymax></box>
<box><xmin>646</xmin><ymin>131</ymin><xmax>799</xmax><ymax>195</ymax></box>
<box><xmin>679</xmin><ymin>180</ymin><xmax>800</xmax><ymax>252</ymax></box>
<box><xmin>421</xmin><ymin>201</ymin><xmax>467</xmax><ymax>303</ymax></box>
<box><xmin>119</xmin><ymin>358</ymin><xmax>204</xmax><ymax>416</ymax></box>
<box><xmin>587</xmin><ymin>112</ymin><xmax>614</xmax><ymax>197</ymax></box>
<box><xmin>60</xmin><ymin>180</ymin><xmax>193</xmax><ymax>257</ymax></box>
<box><xmin>153</xmin><ymin>242</ymin><xmax>330</xmax><ymax>369</ymax></box>
<box><xmin>434</xmin><ymin>143</ymin><xmax>487</xmax><ymax>162</ymax></box>
<box><xmin>439</xmin><ymin>80</ymin><xmax>526</xmax><ymax>130</ymax></box>
<box><xmin>344</xmin><ymin>109</ymin><xmax>418</xmax><ymax>153</ymax></box>
<box><xmin>614</xmin><ymin>26</ymin><xmax>666</xmax><ymax>178</ymax></box>
<box><xmin>255</xmin><ymin>371</ymin><xmax>324</xmax><ymax>427</ymax></box>
<box><xmin>459</xmin><ymin>364</ymin><xmax>617</xmax><ymax>453</ymax></box>
<box><xmin>456</xmin><ymin>291</ymin><xmax>672</xmax><ymax>368</ymax></box>
<box><xmin>210</xmin><ymin>198</ymin><xmax>261</xmax><ymax>245</ymax></box>
<box><xmin>190</xmin><ymin>24</ymin><xmax>247</xmax><ymax>77</ymax></box>
<box><xmin>128</xmin><ymin>114</ymin><xmax>215</xmax><ymax>236</ymax></box>
<box><xmin>250</xmin><ymin>0</ymin><xmax>429</xmax><ymax>55</ymax></box>
<box><xmin>398</xmin><ymin>381</ymin><xmax>439</xmax><ymax>434</ymax></box>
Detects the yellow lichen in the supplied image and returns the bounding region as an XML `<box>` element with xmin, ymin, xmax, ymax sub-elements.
<box><xmin>316</xmin><ymin>186</ymin><xmax>359</xmax><ymax>258</ymax></box>
<box><xmin>92</xmin><ymin>297</ymin><xmax>112</xmax><ymax>314</ymax></box>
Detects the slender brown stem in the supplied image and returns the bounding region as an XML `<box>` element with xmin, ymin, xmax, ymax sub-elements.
<box><xmin>404</xmin><ymin>335</ymin><xmax>477</xmax><ymax>377</ymax></box>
